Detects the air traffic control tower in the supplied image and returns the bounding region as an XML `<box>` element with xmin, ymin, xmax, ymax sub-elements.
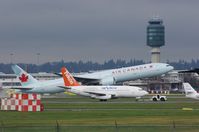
<box><xmin>147</xmin><ymin>17</ymin><xmax>165</xmax><ymax>63</ymax></box>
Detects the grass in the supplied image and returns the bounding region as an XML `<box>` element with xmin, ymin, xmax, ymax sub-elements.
<box><xmin>3</xmin><ymin>126</ymin><xmax>199</xmax><ymax>132</ymax></box>
<box><xmin>44</xmin><ymin>102</ymin><xmax>199</xmax><ymax>109</ymax></box>
<box><xmin>1</xmin><ymin>95</ymin><xmax>199</xmax><ymax>131</ymax></box>
<box><xmin>1</xmin><ymin>110</ymin><xmax>199</xmax><ymax>125</ymax></box>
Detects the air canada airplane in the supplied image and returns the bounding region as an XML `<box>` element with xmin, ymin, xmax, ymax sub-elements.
<box><xmin>59</xmin><ymin>67</ymin><xmax>148</xmax><ymax>101</ymax></box>
<box><xmin>72</xmin><ymin>63</ymin><xmax>174</xmax><ymax>85</ymax></box>
<box><xmin>183</xmin><ymin>83</ymin><xmax>199</xmax><ymax>100</ymax></box>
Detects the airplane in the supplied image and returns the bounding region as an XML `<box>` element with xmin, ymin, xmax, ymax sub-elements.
<box><xmin>59</xmin><ymin>67</ymin><xmax>148</xmax><ymax>101</ymax></box>
<box><xmin>7</xmin><ymin>65</ymin><xmax>65</xmax><ymax>94</ymax></box>
<box><xmin>8</xmin><ymin>63</ymin><xmax>173</xmax><ymax>93</ymax></box>
<box><xmin>183</xmin><ymin>83</ymin><xmax>199</xmax><ymax>100</ymax></box>
<box><xmin>67</xmin><ymin>63</ymin><xmax>174</xmax><ymax>85</ymax></box>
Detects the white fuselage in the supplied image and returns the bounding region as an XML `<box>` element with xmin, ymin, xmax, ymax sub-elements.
<box><xmin>67</xmin><ymin>86</ymin><xmax>148</xmax><ymax>99</ymax></box>
<box><xmin>75</xmin><ymin>63</ymin><xmax>174</xmax><ymax>85</ymax></box>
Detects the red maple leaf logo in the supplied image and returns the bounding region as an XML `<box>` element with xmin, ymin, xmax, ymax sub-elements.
<box><xmin>19</xmin><ymin>73</ymin><xmax>28</xmax><ymax>82</ymax></box>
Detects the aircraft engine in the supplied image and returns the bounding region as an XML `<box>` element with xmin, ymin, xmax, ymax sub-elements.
<box><xmin>91</xmin><ymin>94</ymin><xmax>112</xmax><ymax>100</ymax></box>
<box><xmin>100</xmin><ymin>77</ymin><xmax>116</xmax><ymax>85</ymax></box>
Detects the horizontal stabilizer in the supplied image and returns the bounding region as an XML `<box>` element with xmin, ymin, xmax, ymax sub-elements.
<box><xmin>58</xmin><ymin>86</ymin><xmax>72</xmax><ymax>89</ymax></box>
<box><xmin>6</xmin><ymin>86</ymin><xmax>33</xmax><ymax>90</ymax></box>
<box><xmin>54</xmin><ymin>72</ymin><xmax>62</xmax><ymax>77</ymax></box>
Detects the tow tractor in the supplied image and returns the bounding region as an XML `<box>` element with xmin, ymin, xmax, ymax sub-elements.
<box><xmin>151</xmin><ymin>94</ymin><xmax>167</xmax><ymax>101</ymax></box>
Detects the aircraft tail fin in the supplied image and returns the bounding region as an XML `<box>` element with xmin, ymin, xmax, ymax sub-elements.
<box><xmin>183</xmin><ymin>83</ymin><xmax>197</xmax><ymax>95</ymax></box>
<box><xmin>11</xmin><ymin>65</ymin><xmax>38</xmax><ymax>86</ymax></box>
<box><xmin>61</xmin><ymin>67</ymin><xmax>80</xmax><ymax>86</ymax></box>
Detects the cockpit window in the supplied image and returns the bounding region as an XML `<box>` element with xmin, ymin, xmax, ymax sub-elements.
<box><xmin>166</xmin><ymin>64</ymin><xmax>170</xmax><ymax>67</ymax></box>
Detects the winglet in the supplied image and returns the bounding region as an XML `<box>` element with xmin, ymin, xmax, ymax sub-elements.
<box><xmin>61</xmin><ymin>67</ymin><xmax>80</xmax><ymax>86</ymax></box>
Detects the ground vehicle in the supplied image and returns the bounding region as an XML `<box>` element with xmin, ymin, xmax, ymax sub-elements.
<box><xmin>151</xmin><ymin>94</ymin><xmax>167</xmax><ymax>101</ymax></box>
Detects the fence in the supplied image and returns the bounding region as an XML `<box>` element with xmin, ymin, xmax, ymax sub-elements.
<box><xmin>0</xmin><ymin>121</ymin><xmax>199</xmax><ymax>132</ymax></box>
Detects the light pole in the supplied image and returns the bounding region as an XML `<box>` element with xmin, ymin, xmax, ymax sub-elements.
<box><xmin>37</xmin><ymin>53</ymin><xmax>40</xmax><ymax>65</ymax></box>
<box><xmin>10</xmin><ymin>53</ymin><xmax>13</xmax><ymax>64</ymax></box>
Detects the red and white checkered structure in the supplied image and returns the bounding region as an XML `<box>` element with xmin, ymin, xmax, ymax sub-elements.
<box><xmin>1</xmin><ymin>98</ymin><xmax>18</xmax><ymax>110</ymax></box>
<box><xmin>1</xmin><ymin>93</ymin><xmax>44</xmax><ymax>112</ymax></box>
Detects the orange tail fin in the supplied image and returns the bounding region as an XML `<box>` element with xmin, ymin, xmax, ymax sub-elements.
<box><xmin>61</xmin><ymin>67</ymin><xmax>80</xmax><ymax>86</ymax></box>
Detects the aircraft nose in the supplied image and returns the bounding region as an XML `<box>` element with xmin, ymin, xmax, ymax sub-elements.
<box><xmin>169</xmin><ymin>66</ymin><xmax>174</xmax><ymax>70</ymax></box>
<box><xmin>140</xmin><ymin>90</ymin><xmax>148</xmax><ymax>96</ymax></box>
<box><xmin>165</xmin><ymin>64</ymin><xmax>174</xmax><ymax>71</ymax></box>
<box><xmin>143</xmin><ymin>91</ymin><xmax>148</xmax><ymax>95</ymax></box>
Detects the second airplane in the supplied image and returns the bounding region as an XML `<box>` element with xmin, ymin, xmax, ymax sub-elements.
<box><xmin>60</xmin><ymin>67</ymin><xmax>148</xmax><ymax>101</ymax></box>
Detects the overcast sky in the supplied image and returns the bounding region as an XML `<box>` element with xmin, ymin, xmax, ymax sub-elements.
<box><xmin>0</xmin><ymin>0</ymin><xmax>199</xmax><ymax>64</ymax></box>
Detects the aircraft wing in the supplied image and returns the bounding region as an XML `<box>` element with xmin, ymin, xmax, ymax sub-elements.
<box><xmin>6</xmin><ymin>86</ymin><xmax>33</xmax><ymax>90</ymax></box>
<box><xmin>73</xmin><ymin>76</ymin><xmax>100</xmax><ymax>85</ymax></box>
<box><xmin>178</xmin><ymin>68</ymin><xmax>199</xmax><ymax>74</ymax></box>
<box><xmin>54</xmin><ymin>73</ymin><xmax>101</xmax><ymax>85</ymax></box>
<box><xmin>84</xmin><ymin>91</ymin><xmax>106</xmax><ymax>96</ymax></box>
<box><xmin>84</xmin><ymin>91</ymin><xmax>116</xmax><ymax>99</ymax></box>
